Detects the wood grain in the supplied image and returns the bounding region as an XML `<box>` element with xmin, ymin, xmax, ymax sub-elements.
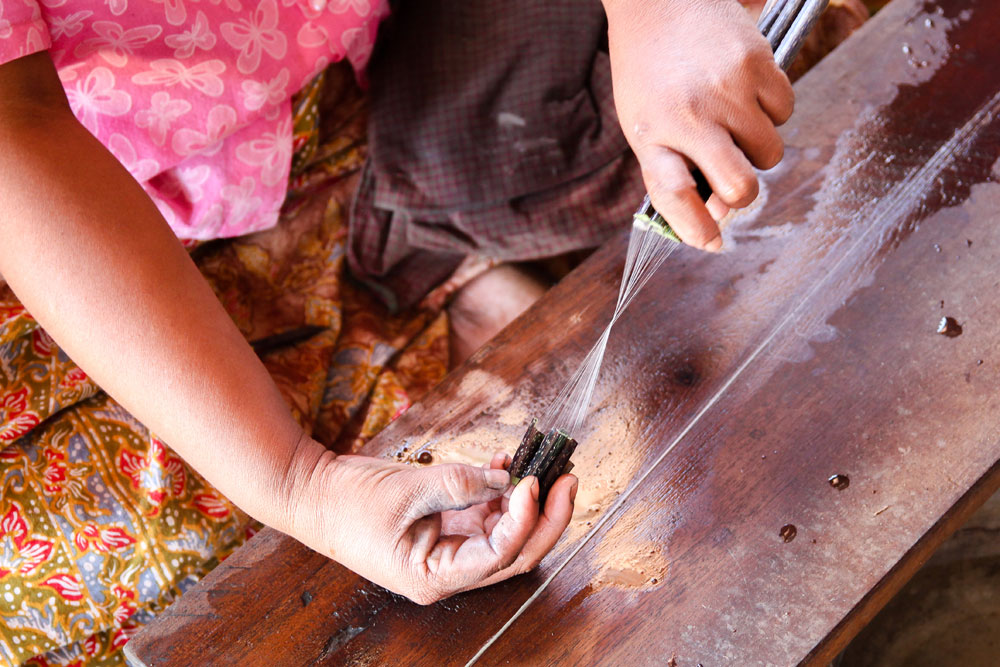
<box><xmin>126</xmin><ymin>0</ymin><xmax>1000</xmax><ymax>664</ymax></box>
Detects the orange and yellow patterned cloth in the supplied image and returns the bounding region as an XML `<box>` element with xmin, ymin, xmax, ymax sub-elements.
<box><xmin>0</xmin><ymin>63</ymin><xmax>459</xmax><ymax>667</ymax></box>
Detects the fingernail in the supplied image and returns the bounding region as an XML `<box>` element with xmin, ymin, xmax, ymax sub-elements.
<box><xmin>485</xmin><ymin>468</ymin><xmax>510</xmax><ymax>489</ymax></box>
<box><xmin>711</xmin><ymin>206</ymin><xmax>730</xmax><ymax>222</ymax></box>
<box><xmin>530</xmin><ymin>477</ymin><xmax>540</xmax><ymax>502</ymax></box>
<box><xmin>705</xmin><ymin>235</ymin><xmax>723</xmax><ymax>253</ymax></box>
<box><xmin>570</xmin><ymin>480</ymin><xmax>579</xmax><ymax>503</ymax></box>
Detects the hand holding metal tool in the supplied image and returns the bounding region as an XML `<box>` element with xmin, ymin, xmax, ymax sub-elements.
<box><xmin>636</xmin><ymin>0</ymin><xmax>831</xmax><ymax>242</ymax></box>
<box><xmin>517</xmin><ymin>0</ymin><xmax>831</xmax><ymax>502</ymax></box>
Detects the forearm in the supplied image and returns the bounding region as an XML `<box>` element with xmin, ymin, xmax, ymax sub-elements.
<box><xmin>0</xmin><ymin>61</ymin><xmax>322</xmax><ymax>534</ymax></box>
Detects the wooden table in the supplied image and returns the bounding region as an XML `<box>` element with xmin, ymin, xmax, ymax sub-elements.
<box><xmin>125</xmin><ymin>0</ymin><xmax>1000</xmax><ymax>664</ymax></box>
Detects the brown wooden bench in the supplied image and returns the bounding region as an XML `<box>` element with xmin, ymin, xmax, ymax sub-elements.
<box><xmin>125</xmin><ymin>0</ymin><xmax>1000</xmax><ymax>663</ymax></box>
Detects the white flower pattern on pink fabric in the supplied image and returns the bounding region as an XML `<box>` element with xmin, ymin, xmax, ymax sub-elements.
<box><xmin>0</xmin><ymin>0</ymin><xmax>387</xmax><ymax>241</ymax></box>
<box><xmin>20</xmin><ymin>25</ymin><xmax>45</xmax><ymax>57</ymax></box>
<box><xmin>195</xmin><ymin>201</ymin><xmax>226</xmax><ymax>235</ymax></box>
<box><xmin>327</xmin><ymin>0</ymin><xmax>367</xmax><ymax>16</ymax></box>
<box><xmin>132</xmin><ymin>58</ymin><xmax>227</xmax><ymax>97</ymax></box>
<box><xmin>221</xmin><ymin>176</ymin><xmax>262</xmax><ymax>226</ymax></box>
<box><xmin>135</xmin><ymin>91</ymin><xmax>192</xmax><ymax>146</ymax></box>
<box><xmin>0</xmin><ymin>13</ymin><xmax>11</xmax><ymax>41</ymax></box>
<box><xmin>107</xmin><ymin>133</ymin><xmax>160</xmax><ymax>181</ymax></box>
<box><xmin>299</xmin><ymin>55</ymin><xmax>327</xmax><ymax>89</ymax></box>
<box><xmin>164</xmin><ymin>10</ymin><xmax>215</xmax><ymax>59</ymax></box>
<box><xmin>49</xmin><ymin>10</ymin><xmax>92</xmax><ymax>39</ymax></box>
<box><xmin>65</xmin><ymin>66</ymin><xmax>131</xmax><ymax>127</ymax></box>
<box><xmin>219</xmin><ymin>0</ymin><xmax>286</xmax><ymax>74</ymax></box>
<box><xmin>235</xmin><ymin>117</ymin><xmax>290</xmax><ymax>186</ymax></box>
<box><xmin>55</xmin><ymin>60</ymin><xmax>87</xmax><ymax>83</ymax></box>
<box><xmin>208</xmin><ymin>0</ymin><xmax>243</xmax><ymax>12</ymax></box>
<box><xmin>171</xmin><ymin>103</ymin><xmax>237</xmax><ymax>156</ymax></box>
<box><xmin>339</xmin><ymin>25</ymin><xmax>371</xmax><ymax>67</ymax></box>
<box><xmin>240</xmin><ymin>67</ymin><xmax>287</xmax><ymax>112</ymax></box>
<box><xmin>151</xmin><ymin>0</ymin><xmax>187</xmax><ymax>26</ymax></box>
<box><xmin>75</xmin><ymin>20</ymin><xmax>161</xmax><ymax>67</ymax></box>
<box><xmin>295</xmin><ymin>20</ymin><xmax>326</xmax><ymax>49</ymax></box>
<box><xmin>177</xmin><ymin>164</ymin><xmax>211</xmax><ymax>202</ymax></box>
<box><xmin>152</xmin><ymin>197</ymin><xmax>180</xmax><ymax>228</ymax></box>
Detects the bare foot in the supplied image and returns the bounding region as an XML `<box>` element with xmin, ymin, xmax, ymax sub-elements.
<box><xmin>448</xmin><ymin>264</ymin><xmax>550</xmax><ymax>368</ymax></box>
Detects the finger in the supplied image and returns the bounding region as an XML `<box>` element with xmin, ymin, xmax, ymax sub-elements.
<box><xmin>407</xmin><ymin>463</ymin><xmax>510</xmax><ymax>518</ymax></box>
<box><xmin>757</xmin><ymin>65</ymin><xmax>794</xmax><ymax>126</ymax></box>
<box><xmin>488</xmin><ymin>453</ymin><xmax>510</xmax><ymax>512</ymax></box>
<box><xmin>487</xmin><ymin>475</ymin><xmax>539</xmax><ymax>557</ymax></box>
<box><xmin>640</xmin><ymin>146</ymin><xmax>723</xmax><ymax>252</ymax></box>
<box><xmin>729</xmin><ymin>105</ymin><xmax>784</xmax><ymax>170</ymax></box>
<box><xmin>484</xmin><ymin>509</ymin><xmax>502</xmax><ymax>534</ymax></box>
<box><xmin>425</xmin><ymin>477</ymin><xmax>540</xmax><ymax>587</ymax></box>
<box><xmin>683</xmin><ymin>128</ymin><xmax>759</xmax><ymax>209</ymax></box>
<box><xmin>474</xmin><ymin>473</ymin><xmax>578</xmax><ymax>588</ymax></box>
<box><xmin>705</xmin><ymin>194</ymin><xmax>730</xmax><ymax>222</ymax></box>
<box><xmin>440</xmin><ymin>502</ymin><xmax>494</xmax><ymax>537</ymax></box>
<box><xmin>409</xmin><ymin>513</ymin><xmax>443</xmax><ymax>562</ymax></box>
<box><xmin>490</xmin><ymin>452</ymin><xmax>510</xmax><ymax>470</ymax></box>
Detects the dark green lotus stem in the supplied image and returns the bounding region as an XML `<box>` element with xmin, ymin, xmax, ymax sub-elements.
<box><xmin>510</xmin><ymin>421</ymin><xmax>577</xmax><ymax>501</ymax></box>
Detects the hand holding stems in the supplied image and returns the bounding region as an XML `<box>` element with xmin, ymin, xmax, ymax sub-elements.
<box><xmin>289</xmin><ymin>446</ymin><xmax>578</xmax><ymax>604</ymax></box>
<box><xmin>604</xmin><ymin>0</ymin><xmax>795</xmax><ymax>250</ymax></box>
<box><xmin>0</xmin><ymin>52</ymin><xmax>575</xmax><ymax>605</ymax></box>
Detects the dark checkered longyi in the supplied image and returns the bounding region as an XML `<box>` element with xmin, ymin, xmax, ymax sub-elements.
<box><xmin>348</xmin><ymin>0</ymin><xmax>644</xmax><ymax>309</ymax></box>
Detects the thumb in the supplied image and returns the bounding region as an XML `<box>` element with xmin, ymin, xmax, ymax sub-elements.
<box><xmin>407</xmin><ymin>463</ymin><xmax>510</xmax><ymax>518</ymax></box>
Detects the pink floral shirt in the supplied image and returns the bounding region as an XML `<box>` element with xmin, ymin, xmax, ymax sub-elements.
<box><xmin>0</xmin><ymin>0</ymin><xmax>387</xmax><ymax>240</ymax></box>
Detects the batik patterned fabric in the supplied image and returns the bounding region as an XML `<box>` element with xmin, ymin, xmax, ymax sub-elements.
<box><xmin>0</xmin><ymin>62</ymin><xmax>455</xmax><ymax>667</ymax></box>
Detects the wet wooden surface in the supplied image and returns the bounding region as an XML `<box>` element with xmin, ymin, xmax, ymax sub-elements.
<box><xmin>126</xmin><ymin>0</ymin><xmax>1000</xmax><ymax>664</ymax></box>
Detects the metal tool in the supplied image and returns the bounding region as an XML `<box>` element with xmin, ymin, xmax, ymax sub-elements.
<box><xmin>635</xmin><ymin>0</ymin><xmax>831</xmax><ymax>241</ymax></box>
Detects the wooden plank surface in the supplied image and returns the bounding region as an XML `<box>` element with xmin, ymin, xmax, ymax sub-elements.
<box><xmin>126</xmin><ymin>0</ymin><xmax>1000</xmax><ymax>664</ymax></box>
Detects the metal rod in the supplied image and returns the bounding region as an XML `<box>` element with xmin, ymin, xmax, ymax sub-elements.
<box><xmin>767</xmin><ymin>0</ymin><xmax>808</xmax><ymax>51</ymax></box>
<box><xmin>774</xmin><ymin>0</ymin><xmax>830</xmax><ymax>69</ymax></box>
<box><xmin>757</xmin><ymin>0</ymin><xmax>788</xmax><ymax>35</ymax></box>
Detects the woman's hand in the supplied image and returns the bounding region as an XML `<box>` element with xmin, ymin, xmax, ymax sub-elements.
<box><xmin>290</xmin><ymin>446</ymin><xmax>578</xmax><ymax>604</ymax></box>
<box><xmin>0</xmin><ymin>53</ymin><xmax>576</xmax><ymax>603</ymax></box>
<box><xmin>604</xmin><ymin>0</ymin><xmax>794</xmax><ymax>250</ymax></box>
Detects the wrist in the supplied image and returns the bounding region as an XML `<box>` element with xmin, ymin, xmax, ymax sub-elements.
<box><xmin>267</xmin><ymin>432</ymin><xmax>334</xmax><ymax>539</ymax></box>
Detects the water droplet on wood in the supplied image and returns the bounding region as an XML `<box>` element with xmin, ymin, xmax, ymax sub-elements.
<box><xmin>417</xmin><ymin>451</ymin><xmax>433</xmax><ymax>464</ymax></box>
<box><xmin>937</xmin><ymin>316</ymin><xmax>962</xmax><ymax>337</ymax></box>
<box><xmin>828</xmin><ymin>474</ymin><xmax>850</xmax><ymax>490</ymax></box>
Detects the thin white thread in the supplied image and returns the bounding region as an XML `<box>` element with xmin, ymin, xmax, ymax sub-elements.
<box><xmin>540</xmin><ymin>225</ymin><xmax>678</xmax><ymax>433</ymax></box>
<box><xmin>466</xmin><ymin>86</ymin><xmax>1000</xmax><ymax>667</ymax></box>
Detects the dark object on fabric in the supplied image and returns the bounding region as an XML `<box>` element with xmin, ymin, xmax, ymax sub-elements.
<box><xmin>348</xmin><ymin>0</ymin><xmax>644</xmax><ymax>310</ymax></box>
